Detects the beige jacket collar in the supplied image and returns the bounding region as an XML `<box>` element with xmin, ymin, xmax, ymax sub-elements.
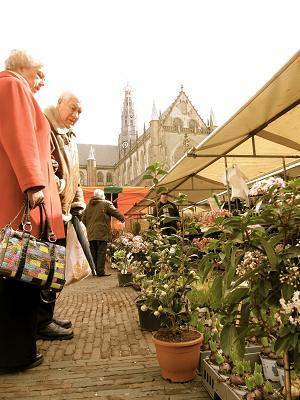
<box><xmin>44</xmin><ymin>105</ymin><xmax>76</xmax><ymax>136</ymax></box>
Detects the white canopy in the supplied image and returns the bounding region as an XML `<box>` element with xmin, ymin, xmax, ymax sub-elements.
<box><xmin>128</xmin><ymin>51</ymin><xmax>300</xmax><ymax>214</ymax></box>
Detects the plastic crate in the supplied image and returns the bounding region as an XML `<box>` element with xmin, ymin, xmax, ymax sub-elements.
<box><xmin>202</xmin><ymin>360</ymin><xmax>228</xmax><ymax>399</ymax></box>
<box><xmin>198</xmin><ymin>346</ymin><xmax>261</xmax><ymax>376</ymax></box>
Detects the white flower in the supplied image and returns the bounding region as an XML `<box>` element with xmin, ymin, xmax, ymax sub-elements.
<box><xmin>158</xmin><ymin>305</ymin><xmax>163</xmax><ymax>312</ymax></box>
<box><xmin>169</xmin><ymin>247</ymin><xmax>176</xmax><ymax>255</ymax></box>
<box><xmin>163</xmin><ymin>284</ymin><xmax>169</xmax><ymax>289</ymax></box>
<box><xmin>154</xmin><ymin>311</ymin><xmax>160</xmax><ymax>317</ymax></box>
<box><xmin>160</xmin><ymin>291</ymin><xmax>167</xmax><ymax>296</ymax></box>
<box><xmin>141</xmin><ymin>304</ymin><xmax>148</xmax><ymax>312</ymax></box>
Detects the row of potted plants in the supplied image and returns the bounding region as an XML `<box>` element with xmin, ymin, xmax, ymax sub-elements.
<box><xmin>108</xmin><ymin>163</ymin><xmax>299</xmax><ymax>399</ymax></box>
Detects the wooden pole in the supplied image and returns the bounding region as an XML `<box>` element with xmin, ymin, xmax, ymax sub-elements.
<box><xmin>224</xmin><ymin>156</ymin><xmax>231</xmax><ymax>212</ymax></box>
<box><xmin>283</xmin><ymin>351</ymin><xmax>292</xmax><ymax>400</ymax></box>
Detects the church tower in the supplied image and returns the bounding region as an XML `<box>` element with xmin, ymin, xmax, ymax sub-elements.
<box><xmin>87</xmin><ymin>145</ymin><xmax>96</xmax><ymax>186</ymax></box>
<box><xmin>118</xmin><ymin>84</ymin><xmax>138</xmax><ymax>156</ymax></box>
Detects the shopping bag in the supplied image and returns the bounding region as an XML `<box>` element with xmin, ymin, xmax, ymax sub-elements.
<box><xmin>65</xmin><ymin>222</ymin><xmax>91</xmax><ymax>285</ymax></box>
<box><xmin>0</xmin><ymin>201</ymin><xmax>65</xmax><ymax>291</ymax></box>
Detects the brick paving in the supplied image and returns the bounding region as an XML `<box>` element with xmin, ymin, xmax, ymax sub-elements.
<box><xmin>0</xmin><ymin>267</ymin><xmax>210</xmax><ymax>400</ymax></box>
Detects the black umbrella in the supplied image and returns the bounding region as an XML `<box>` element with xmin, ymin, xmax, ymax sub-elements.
<box><xmin>71</xmin><ymin>216</ymin><xmax>96</xmax><ymax>276</ymax></box>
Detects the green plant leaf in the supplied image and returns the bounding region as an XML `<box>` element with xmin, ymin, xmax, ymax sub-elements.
<box><xmin>259</xmin><ymin>238</ymin><xmax>277</xmax><ymax>269</ymax></box>
<box><xmin>274</xmin><ymin>335</ymin><xmax>290</xmax><ymax>353</ymax></box>
<box><xmin>224</xmin><ymin>287</ymin><xmax>249</xmax><ymax>306</ymax></box>
<box><xmin>281</xmin><ymin>284</ymin><xmax>294</xmax><ymax>301</ymax></box>
<box><xmin>239</xmin><ymin>303</ymin><xmax>250</xmax><ymax>329</ymax></box>
<box><xmin>294</xmin><ymin>353</ymin><xmax>300</xmax><ymax>373</ymax></box>
<box><xmin>157</xmin><ymin>169</ymin><xmax>168</xmax><ymax>175</ymax></box>
<box><xmin>204</xmin><ymin>227</ymin><xmax>222</xmax><ymax>236</ymax></box>
<box><xmin>162</xmin><ymin>217</ymin><xmax>180</xmax><ymax>224</ymax></box>
<box><xmin>142</xmin><ymin>174</ymin><xmax>154</xmax><ymax>180</ymax></box>
<box><xmin>146</xmin><ymin>165</ymin><xmax>156</xmax><ymax>173</ymax></box>
<box><xmin>226</xmin><ymin>248</ymin><xmax>239</xmax><ymax>288</ymax></box>
<box><xmin>209</xmin><ymin>275</ymin><xmax>223</xmax><ymax>308</ymax></box>
<box><xmin>220</xmin><ymin>324</ymin><xmax>244</xmax><ymax>359</ymax></box>
<box><xmin>157</xmin><ymin>186</ymin><xmax>168</xmax><ymax>194</ymax></box>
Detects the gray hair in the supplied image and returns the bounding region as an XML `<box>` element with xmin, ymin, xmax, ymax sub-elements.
<box><xmin>4</xmin><ymin>49</ymin><xmax>43</xmax><ymax>71</ymax></box>
<box><xmin>58</xmin><ymin>91</ymin><xmax>80</xmax><ymax>104</ymax></box>
<box><xmin>94</xmin><ymin>189</ymin><xmax>105</xmax><ymax>200</ymax></box>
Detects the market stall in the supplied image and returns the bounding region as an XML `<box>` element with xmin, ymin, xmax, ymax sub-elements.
<box><xmin>83</xmin><ymin>186</ymin><xmax>149</xmax><ymax>229</ymax></box>
<box><xmin>128</xmin><ymin>51</ymin><xmax>300</xmax><ymax>214</ymax></box>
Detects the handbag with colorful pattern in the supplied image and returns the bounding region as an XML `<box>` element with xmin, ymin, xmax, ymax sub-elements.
<box><xmin>0</xmin><ymin>201</ymin><xmax>65</xmax><ymax>291</ymax></box>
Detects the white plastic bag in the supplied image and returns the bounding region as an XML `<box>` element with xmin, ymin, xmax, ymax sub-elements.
<box><xmin>65</xmin><ymin>222</ymin><xmax>91</xmax><ymax>285</ymax></box>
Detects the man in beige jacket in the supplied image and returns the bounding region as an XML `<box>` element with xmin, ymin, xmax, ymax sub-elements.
<box><xmin>45</xmin><ymin>92</ymin><xmax>86</xmax><ymax>221</ymax></box>
<box><xmin>37</xmin><ymin>92</ymin><xmax>85</xmax><ymax>341</ymax></box>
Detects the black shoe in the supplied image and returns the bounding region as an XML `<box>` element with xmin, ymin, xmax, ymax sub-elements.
<box><xmin>37</xmin><ymin>322</ymin><xmax>74</xmax><ymax>341</ymax></box>
<box><xmin>0</xmin><ymin>353</ymin><xmax>44</xmax><ymax>374</ymax></box>
<box><xmin>97</xmin><ymin>273</ymin><xmax>111</xmax><ymax>277</ymax></box>
<box><xmin>53</xmin><ymin>318</ymin><xmax>72</xmax><ymax>329</ymax></box>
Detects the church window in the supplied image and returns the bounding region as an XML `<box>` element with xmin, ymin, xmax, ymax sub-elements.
<box><xmin>173</xmin><ymin>145</ymin><xmax>185</xmax><ymax>164</ymax></box>
<box><xmin>173</xmin><ymin>118</ymin><xmax>183</xmax><ymax>130</ymax></box>
<box><xmin>106</xmin><ymin>172</ymin><xmax>113</xmax><ymax>184</ymax></box>
<box><xmin>79</xmin><ymin>171</ymin><xmax>87</xmax><ymax>186</ymax></box>
<box><xmin>97</xmin><ymin>171</ymin><xmax>104</xmax><ymax>185</ymax></box>
<box><xmin>139</xmin><ymin>150</ymin><xmax>144</xmax><ymax>172</ymax></box>
<box><xmin>189</xmin><ymin>119</ymin><xmax>198</xmax><ymax>130</ymax></box>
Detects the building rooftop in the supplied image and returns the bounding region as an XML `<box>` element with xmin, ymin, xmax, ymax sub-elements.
<box><xmin>77</xmin><ymin>143</ymin><xmax>119</xmax><ymax>166</ymax></box>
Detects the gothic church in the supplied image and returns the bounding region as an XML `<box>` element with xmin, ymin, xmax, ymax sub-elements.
<box><xmin>78</xmin><ymin>86</ymin><xmax>214</xmax><ymax>187</ymax></box>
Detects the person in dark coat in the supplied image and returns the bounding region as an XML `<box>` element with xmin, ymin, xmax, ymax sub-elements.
<box><xmin>82</xmin><ymin>189</ymin><xmax>125</xmax><ymax>276</ymax></box>
<box><xmin>153</xmin><ymin>193</ymin><xmax>180</xmax><ymax>236</ymax></box>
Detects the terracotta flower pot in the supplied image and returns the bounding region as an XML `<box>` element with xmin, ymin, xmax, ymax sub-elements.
<box><xmin>153</xmin><ymin>331</ymin><xmax>203</xmax><ymax>382</ymax></box>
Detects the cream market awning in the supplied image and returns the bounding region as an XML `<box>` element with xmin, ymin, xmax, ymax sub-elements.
<box><xmin>127</xmin><ymin>51</ymin><xmax>300</xmax><ymax>214</ymax></box>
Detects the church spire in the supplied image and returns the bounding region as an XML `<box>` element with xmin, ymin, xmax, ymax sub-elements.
<box><xmin>151</xmin><ymin>100</ymin><xmax>159</xmax><ymax>121</ymax></box>
<box><xmin>88</xmin><ymin>145</ymin><xmax>96</xmax><ymax>160</ymax></box>
<box><xmin>119</xmin><ymin>84</ymin><xmax>137</xmax><ymax>153</ymax></box>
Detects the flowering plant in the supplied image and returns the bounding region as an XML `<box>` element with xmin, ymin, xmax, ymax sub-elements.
<box><xmin>111</xmin><ymin>249</ymin><xmax>134</xmax><ymax>274</ymax></box>
<box><xmin>248</xmin><ymin>176</ymin><xmax>285</xmax><ymax>196</ymax></box>
<box><xmin>198</xmin><ymin>179</ymin><xmax>300</xmax><ymax>371</ymax></box>
<box><xmin>198</xmin><ymin>209</ymin><xmax>231</xmax><ymax>226</ymax></box>
<box><xmin>138</xmin><ymin>163</ymin><xmax>205</xmax><ymax>338</ymax></box>
<box><xmin>137</xmin><ymin>235</ymin><xmax>201</xmax><ymax>337</ymax></box>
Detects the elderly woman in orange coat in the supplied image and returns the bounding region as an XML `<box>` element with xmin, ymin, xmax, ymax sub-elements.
<box><xmin>0</xmin><ymin>49</ymin><xmax>64</xmax><ymax>372</ymax></box>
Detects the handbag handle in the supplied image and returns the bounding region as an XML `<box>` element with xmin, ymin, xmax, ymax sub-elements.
<box><xmin>22</xmin><ymin>200</ymin><xmax>57</xmax><ymax>242</ymax></box>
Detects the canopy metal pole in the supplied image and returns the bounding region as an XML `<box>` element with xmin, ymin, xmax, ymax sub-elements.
<box><xmin>187</xmin><ymin>154</ymin><xmax>300</xmax><ymax>158</ymax></box>
<box><xmin>251</xmin><ymin>136</ymin><xmax>257</xmax><ymax>155</ymax></box>
<box><xmin>224</xmin><ymin>156</ymin><xmax>231</xmax><ymax>212</ymax></box>
<box><xmin>282</xmin><ymin>158</ymin><xmax>287</xmax><ymax>180</ymax></box>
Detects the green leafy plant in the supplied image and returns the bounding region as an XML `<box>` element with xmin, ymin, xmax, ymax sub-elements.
<box><xmin>131</xmin><ymin>221</ymin><xmax>141</xmax><ymax>235</ymax></box>
<box><xmin>198</xmin><ymin>179</ymin><xmax>300</xmax><ymax>371</ymax></box>
<box><xmin>137</xmin><ymin>163</ymin><xmax>202</xmax><ymax>340</ymax></box>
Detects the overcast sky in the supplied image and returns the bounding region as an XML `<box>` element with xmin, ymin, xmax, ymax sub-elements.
<box><xmin>1</xmin><ymin>0</ymin><xmax>299</xmax><ymax>145</ymax></box>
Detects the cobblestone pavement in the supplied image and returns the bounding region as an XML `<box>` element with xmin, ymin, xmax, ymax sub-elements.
<box><xmin>0</xmin><ymin>267</ymin><xmax>210</xmax><ymax>400</ymax></box>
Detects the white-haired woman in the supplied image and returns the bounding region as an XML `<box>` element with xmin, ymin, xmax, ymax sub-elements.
<box><xmin>0</xmin><ymin>50</ymin><xmax>64</xmax><ymax>372</ymax></box>
<box><xmin>82</xmin><ymin>189</ymin><xmax>125</xmax><ymax>276</ymax></box>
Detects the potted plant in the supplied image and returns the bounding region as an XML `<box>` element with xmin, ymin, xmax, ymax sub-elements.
<box><xmin>112</xmin><ymin>249</ymin><xmax>134</xmax><ymax>287</ymax></box>
<box><xmin>139</xmin><ymin>164</ymin><xmax>203</xmax><ymax>382</ymax></box>
<box><xmin>137</xmin><ymin>235</ymin><xmax>203</xmax><ymax>381</ymax></box>
<box><xmin>228</xmin><ymin>359</ymin><xmax>252</xmax><ymax>397</ymax></box>
<box><xmin>197</xmin><ymin>179</ymin><xmax>300</xmax><ymax>399</ymax></box>
<box><xmin>244</xmin><ymin>364</ymin><xmax>284</xmax><ymax>400</ymax></box>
